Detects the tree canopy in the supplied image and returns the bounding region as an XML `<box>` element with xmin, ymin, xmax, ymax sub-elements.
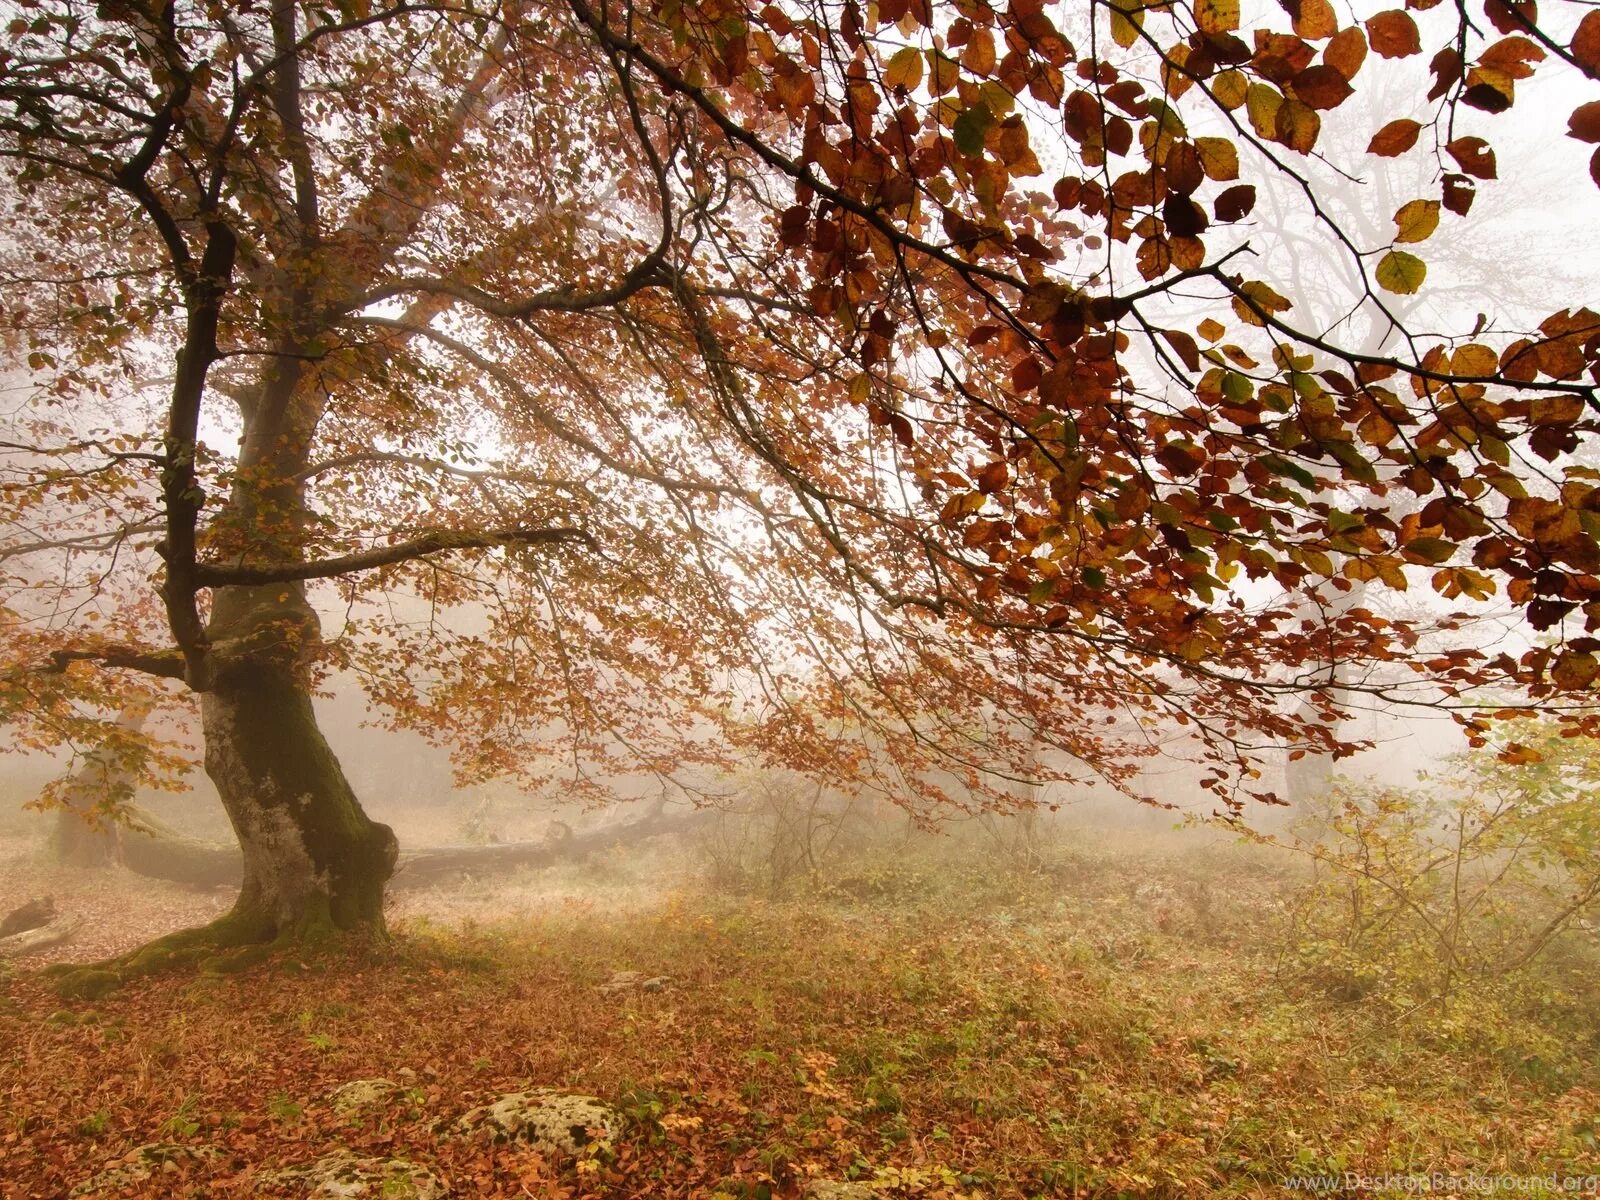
<box><xmin>1</xmin><ymin>0</ymin><xmax>1598</xmax><ymax>937</ymax></box>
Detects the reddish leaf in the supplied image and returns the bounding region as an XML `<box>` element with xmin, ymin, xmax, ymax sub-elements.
<box><xmin>1446</xmin><ymin>136</ymin><xmax>1497</xmax><ymax>178</ymax></box>
<box><xmin>1292</xmin><ymin>64</ymin><xmax>1354</xmax><ymax>108</ymax></box>
<box><xmin>1570</xmin><ymin>101</ymin><xmax>1600</xmax><ymax>143</ymax></box>
<box><xmin>1365</xmin><ymin>10</ymin><xmax>1421</xmax><ymax>57</ymax></box>
<box><xmin>1427</xmin><ymin>47</ymin><xmax>1464</xmax><ymax>100</ymax></box>
<box><xmin>1368</xmin><ymin>118</ymin><xmax>1422</xmax><ymax>155</ymax></box>
<box><xmin>1162</xmin><ymin>328</ymin><xmax>1202</xmax><ymax>371</ymax></box>
<box><xmin>1323</xmin><ymin>25</ymin><xmax>1368</xmax><ymax>78</ymax></box>
<box><xmin>1574</xmin><ymin>10</ymin><xmax>1600</xmax><ymax>76</ymax></box>
<box><xmin>1214</xmin><ymin>184</ymin><xmax>1257</xmax><ymax>221</ymax></box>
<box><xmin>1483</xmin><ymin>0</ymin><xmax>1536</xmax><ymax>36</ymax></box>
<box><xmin>1442</xmin><ymin>172</ymin><xmax>1476</xmax><ymax>214</ymax></box>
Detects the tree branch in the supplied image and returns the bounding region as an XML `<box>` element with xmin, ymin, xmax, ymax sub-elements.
<box><xmin>194</xmin><ymin>525</ymin><xmax>596</xmax><ymax>586</ymax></box>
<box><xmin>30</xmin><ymin>647</ymin><xmax>187</xmax><ymax>681</ymax></box>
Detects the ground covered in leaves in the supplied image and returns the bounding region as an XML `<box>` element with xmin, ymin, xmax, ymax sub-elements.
<box><xmin>2</xmin><ymin>839</ymin><xmax>1596</xmax><ymax>1198</ymax></box>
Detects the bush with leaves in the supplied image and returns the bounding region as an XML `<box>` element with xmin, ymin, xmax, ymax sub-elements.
<box><xmin>1263</xmin><ymin>725</ymin><xmax>1600</xmax><ymax>1044</ymax></box>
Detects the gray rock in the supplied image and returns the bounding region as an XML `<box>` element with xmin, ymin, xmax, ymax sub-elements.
<box><xmin>598</xmin><ymin>970</ymin><xmax>672</xmax><ymax>995</ymax></box>
<box><xmin>327</xmin><ymin>1077</ymin><xmax>401</xmax><ymax>1117</ymax></box>
<box><xmin>455</xmin><ymin>1087</ymin><xmax>616</xmax><ymax>1158</ymax></box>
<box><xmin>69</xmin><ymin>1143</ymin><xmax>221</xmax><ymax>1196</ymax></box>
<box><xmin>804</xmin><ymin>1184</ymin><xmax>886</xmax><ymax>1200</ymax></box>
<box><xmin>259</xmin><ymin>1151</ymin><xmax>443</xmax><ymax>1199</ymax></box>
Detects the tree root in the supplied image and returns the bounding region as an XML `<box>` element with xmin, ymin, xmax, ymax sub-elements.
<box><xmin>43</xmin><ymin>908</ymin><xmax>284</xmax><ymax>999</ymax></box>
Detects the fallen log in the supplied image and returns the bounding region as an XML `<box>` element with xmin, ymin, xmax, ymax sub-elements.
<box><xmin>388</xmin><ymin>806</ymin><xmax>712</xmax><ymax>890</ymax></box>
<box><xmin>46</xmin><ymin>797</ymin><xmax>707</xmax><ymax>893</ymax></box>
<box><xmin>0</xmin><ymin>897</ymin><xmax>56</xmax><ymax>939</ymax></box>
<box><xmin>0</xmin><ymin>915</ymin><xmax>82</xmax><ymax>959</ymax></box>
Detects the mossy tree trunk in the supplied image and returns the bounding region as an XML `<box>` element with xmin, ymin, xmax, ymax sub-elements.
<box><xmin>200</xmin><ymin>583</ymin><xmax>398</xmax><ymax>943</ymax></box>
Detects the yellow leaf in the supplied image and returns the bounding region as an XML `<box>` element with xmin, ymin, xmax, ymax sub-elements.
<box><xmin>1375</xmin><ymin>250</ymin><xmax>1427</xmax><ymax>294</ymax></box>
<box><xmin>1196</xmin><ymin>0</ymin><xmax>1240</xmax><ymax>34</ymax></box>
<box><xmin>1195</xmin><ymin>136</ymin><xmax>1239</xmax><ymax>181</ymax></box>
<box><xmin>961</xmin><ymin>28</ymin><xmax>996</xmax><ymax>76</ymax></box>
<box><xmin>1291</xmin><ymin>0</ymin><xmax>1338</xmax><ymax>39</ymax></box>
<box><xmin>884</xmin><ymin>46</ymin><xmax>923</xmax><ymax>92</ymax></box>
<box><xmin>1212</xmin><ymin>70</ymin><xmax>1248</xmax><ymax>110</ymax></box>
<box><xmin>1245</xmin><ymin>83</ymin><xmax>1283</xmax><ymax>139</ymax></box>
<box><xmin>1450</xmin><ymin>343</ymin><xmax>1498</xmax><ymax>376</ymax></box>
<box><xmin>1392</xmin><ymin>198</ymin><xmax>1440</xmax><ymax>243</ymax></box>
<box><xmin>1110</xmin><ymin>4</ymin><xmax>1144</xmax><ymax>48</ymax></box>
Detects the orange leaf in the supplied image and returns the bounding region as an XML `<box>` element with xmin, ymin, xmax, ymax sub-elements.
<box><xmin>1570</xmin><ymin>101</ymin><xmax>1600</xmax><ymax>144</ymax></box>
<box><xmin>1446</xmin><ymin>137</ymin><xmax>1497</xmax><ymax>179</ymax></box>
<box><xmin>1365</xmin><ymin>9</ymin><xmax>1421</xmax><ymax>57</ymax></box>
<box><xmin>1368</xmin><ymin>118</ymin><xmax>1421</xmax><ymax>156</ymax></box>
<box><xmin>1323</xmin><ymin>25</ymin><xmax>1367</xmax><ymax>78</ymax></box>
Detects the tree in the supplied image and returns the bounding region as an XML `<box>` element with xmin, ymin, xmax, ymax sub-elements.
<box><xmin>1</xmin><ymin>0</ymin><xmax>1597</xmax><ymax>957</ymax></box>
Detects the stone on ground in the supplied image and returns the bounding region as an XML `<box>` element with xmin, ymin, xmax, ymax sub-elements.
<box><xmin>455</xmin><ymin>1087</ymin><xmax>617</xmax><ymax>1158</ymax></box>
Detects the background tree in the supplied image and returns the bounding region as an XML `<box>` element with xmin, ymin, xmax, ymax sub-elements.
<box><xmin>1</xmin><ymin>0</ymin><xmax>1597</xmax><ymax>957</ymax></box>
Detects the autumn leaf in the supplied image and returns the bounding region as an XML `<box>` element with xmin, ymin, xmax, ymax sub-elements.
<box><xmin>1196</xmin><ymin>0</ymin><xmax>1241</xmax><ymax>34</ymax></box>
<box><xmin>884</xmin><ymin>46</ymin><xmax>923</xmax><ymax>92</ymax></box>
<box><xmin>1110</xmin><ymin>2</ymin><xmax>1144</xmax><ymax>48</ymax></box>
<box><xmin>1365</xmin><ymin>10</ymin><xmax>1422</xmax><ymax>57</ymax></box>
<box><xmin>1376</xmin><ymin>250</ymin><xmax>1427</xmax><ymax>294</ymax></box>
<box><xmin>1214</xmin><ymin>183</ymin><xmax>1257</xmax><ymax>221</ymax></box>
<box><xmin>1195</xmin><ymin>136</ymin><xmax>1239</xmax><ymax>180</ymax></box>
<box><xmin>1450</xmin><ymin>344</ymin><xmax>1498</xmax><ymax>376</ymax></box>
<box><xmin>1292</xmin><ymin>64</ymin><xmax>1354</xmax><ymax>109</ymax></box>
<box><xmin>1446</xmin><ymin>136</ymin><xmax>1497</xmax><ymax>178</ymax></box>
<box><xmin>1274</xmin><ymin>98</ymin><xmax>1321</xmax><ymax>152</ymax></box>
<box><xmin>1574</xmin><ymin>11</ymin><xmax>1600</xmax><ymax>76</ymax></box>
<box><xmin>1368</xmin><ymin>118</ymin><xmax>1421</xmax><ymax>156</ymax></box>
<box><xmin>1552</xmin><ymin>650</ymin><xmax>1600</xmax><ymax>689</ymax></box>
<box><xmin>1323</xmin><ymin>25</ymin><xmax>1368</xmax><ymax>77</ymax></box>
<box><xmin>1245</xmin><ymin>83</ymin><xmax>1283</xmax><ymax>138</ymax></box>
<box><xmin>1287</xmin><ymin>0</ymin><xmax>1338</xmax><ymax>40</ymax></box>
<box><xmin>952</xmin><ymin>102</ymin><xmax>994</xmax><ymax>155</ymax></box>
<box><xmin>1570</xmin><ymin>101</ymin><xmax>1600</xmax><ymax>143</ymax></box>
<box><xmin>1403</xmin><ymin>536</ymin><xmax>1457</xmax><ymax>564</ymax></box>
<box><xmin>1392</xmin><ymin>199</ymin><xmax>1440</xmax><ymax>243</ymax></box>
<box><xmin>961</xmin><ymin>27</ymin><xmax>996</xmax><ymax>75</ymax></box>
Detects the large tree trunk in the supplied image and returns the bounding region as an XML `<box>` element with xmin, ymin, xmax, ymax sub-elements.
<box><xmin>200</xmin><ymin>585</ymin><xmax>397</xmax><ymax>943</ymax></box>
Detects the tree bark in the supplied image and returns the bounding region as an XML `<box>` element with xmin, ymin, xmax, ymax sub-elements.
<box><xmin>201</xmin><ymin>664</ymin><xmax>397</xmax><ymax>940</ymax></box>
<box><xmin>199</xmin><ymin>586</ymin><xmax>397</xmax><ymax>942</ymax></box>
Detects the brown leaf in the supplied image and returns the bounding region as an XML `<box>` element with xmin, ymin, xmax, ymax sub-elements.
<box><xmin>1574</xmin><ymin>10</ymin><xmax>1600</xmax><ymax>76</ymax></box>
<box><xmin>1427</xmin><ymin>48</ymin><xmax>1464</xmax><ymax>100</ymax></box>
<box><xmin>1570</xmin><ymin>101</ymin><xmax>1600</xmax><ymax>143</ymax></box>
<box><xmin>1274</xmin><ymin>98</ymin><xmax>1321</xmax><ymax>152</ymax></box>
<box><xmin>1292</xmin><ymin>64</ymin><xmax>1354</xmax><ymax>108</ymax></box>
<box><xmin>1365</xmin><ymin>10</ymin><xmax>1421</xmax><ymax>57</ymax></box>
<box><xmin>1446</xmin><ymin>136</ymin><xmax>1497</xmax><ymax>179</ymax></box>
<box><xmin>1162</xmin><ymin>328</ymin><xmax>1202</xmax><ymax>371</ymax></box>
<box><xmin>1483</xmin><ymin>0</ymin><xmax>1536</xmax><ymax>37</ymax></box>
<box><xmin>1323</xmin><ymin>25</ymin><xmax>1368</xmax><ymax>78</ymax></box>
<box><xmin>1442</xmin><ymin>172</ymin><xmax>1476</xmax><ymax>214</ymax></box>
<box><xmin>1285</xmin><ymin>0</ymin><xmax>1339</xmax><ymax>40</ymax></box>
<box><xmin>1214</xmin><ymin>184</ymin><xmax>1257</xmax><ymax>221</ymax></box>
<box><xmin>1368</xmin><ymin>118</ymin><xmax>1421</xmax><ymax>156</ymax></box>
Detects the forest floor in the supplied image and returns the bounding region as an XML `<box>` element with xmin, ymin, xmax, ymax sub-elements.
<box><xmin>1</xmin><ymin>829</ymin><xmax>1597</xmax><ymax>1199</ymax></box>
